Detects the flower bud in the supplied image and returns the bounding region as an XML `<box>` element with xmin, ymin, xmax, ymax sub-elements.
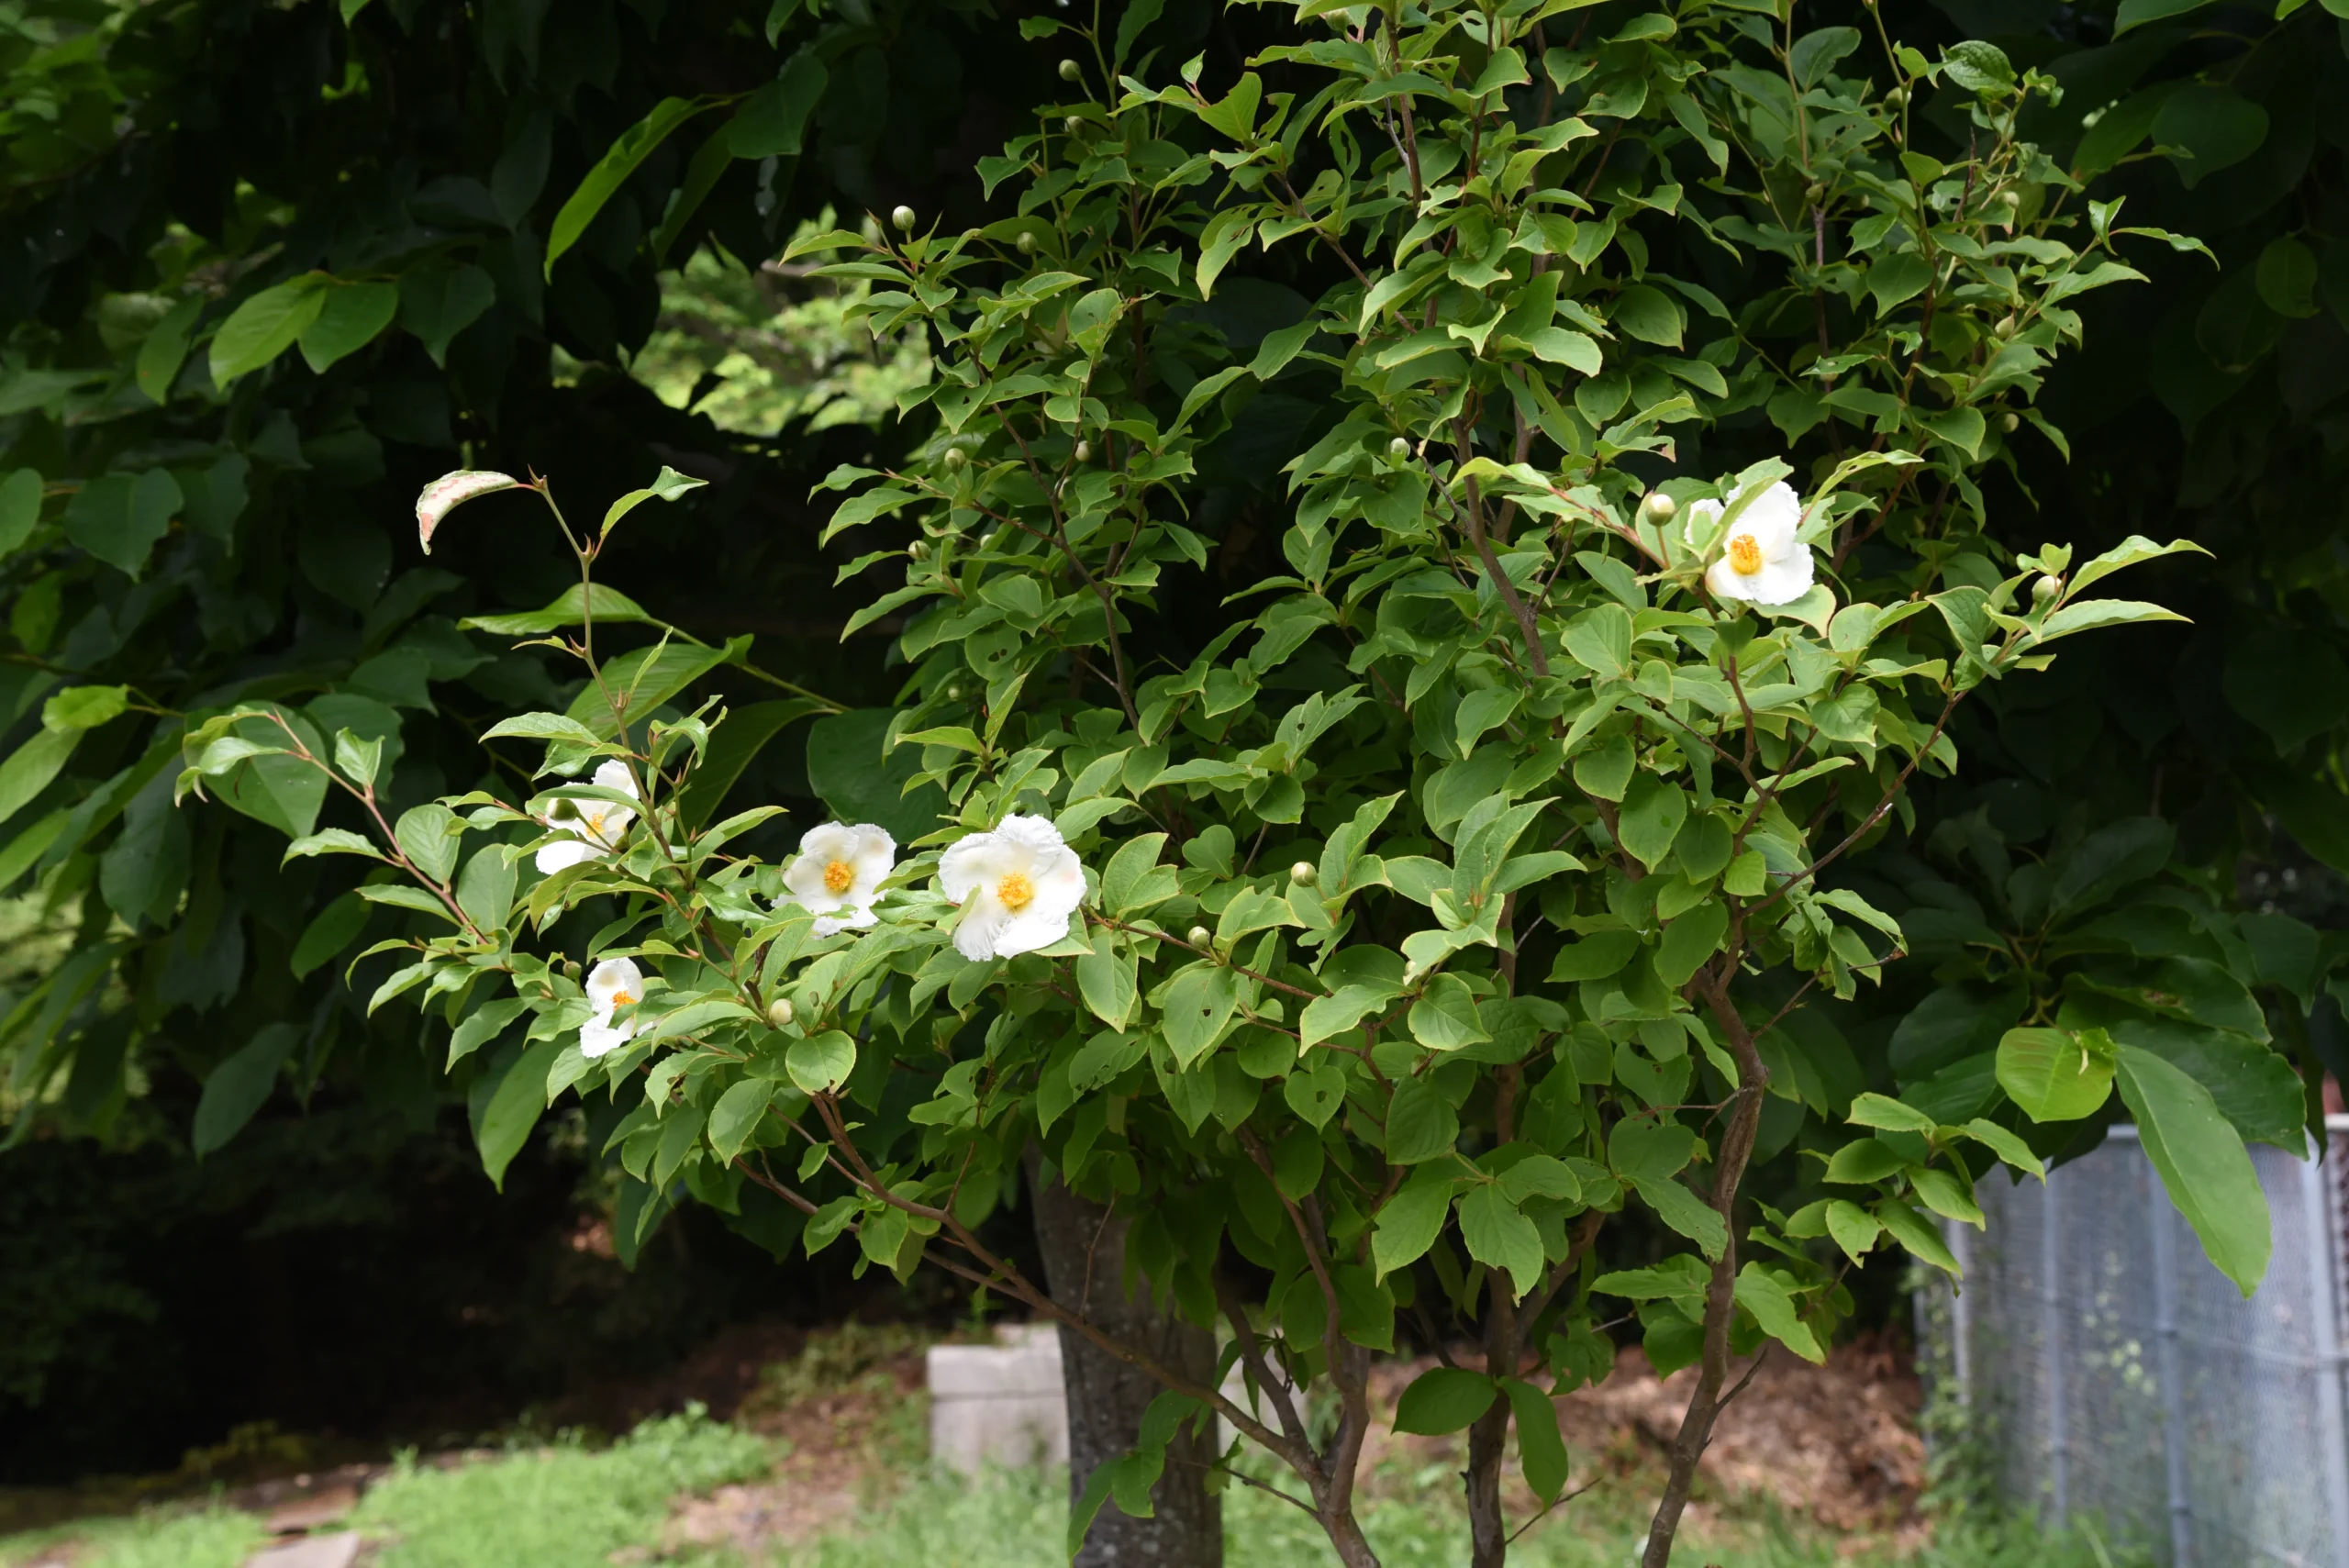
<box><xmin>562</xmin><ymin>959</ymin><xmax>583</xmax><ymax>982</ymax></box>
<box><xmin>1998</xmin><ymin>189</ymin><xmax>2021</xmax><ymax>207</ymax></box>
<box><xmin>767</xmin><ymin>996</ymin><xmax>796</xmax><ymax>1029</ymax></box>
<box><xmin>2000</xmin><ymin>412</ymin><xmax>2020</xmax><ymax>433</ymax></box>
<box><xmin>1885</xmin><ymin>87</ymin><xmax>1907</xmax><ymax>110</ymax></box>
<box><xmin>1995</xmin><ymin>314</ymin><xmax>2018</xmax><ymax>339</ymax></box>
<box><xmin>941</xmin><ymin>446</ymin><xmax>968</xmax><ymax>471</ymax></box>
<box><xmin>1187</xmin><ymin>926</ymin><xmax>1212</xmax><ymax>948</ymax></box>
<box><xmin>891</xmin><ymin>205</ymin><xmax>916</xmax><ymax>233</ymax></box>
<box><xmin>1804</xmin><ymin>181</ymin><xmax>1826</xmax><ymax>206</ymax></box>
<box><xmin>1017</xmin><ymin>231</ymin><xmax>1038</xmax><ymax>255</ymax></box>
<box><xmin>1059</xmin><ymin>58</ymin><xmax>1083</xmax><ymax>82</ymax></box>
<box><xmin>1289</xmin><ymin>861</ymin><xmax>1318</xmax><ymax>887</ymax></box>
<box><xmin>946</xmin><ymin>684</ymin><xmax>963</xmax><ymax>701</ymax></box>
<box><xmin>908</xmin><ymin>539</ymin><xmax>930</xmax><ymax>562</ymax></box>
<box><xmin>1074</xmin><ymin>439</ymin><xmax>1093</xmax><ymax>463</ymax></box>
<box><xmin>1641</xmin><ymin>491</ymin><xmax>1677</xmax><ymax>524</ymax></box>
<box><xmin>1064</xmin><ymin>115</ymin><xmax>1084</xmax><ymax>136</ymax></box>
<box><xmin>2032</xmin><ymin>573</ymin><xmax>2061</xmax><ymax>603</ymax></box>
<box><xmin>1388</xmin><ymin>436</ymin><xmax>1411</xmax><ymax>459</ymax></box>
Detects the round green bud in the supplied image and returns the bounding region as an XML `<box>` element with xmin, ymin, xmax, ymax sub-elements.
<box><xmin>1017</xmin><ymin>231</ymin><xmax>1038</xmax><ymax>255</ymax></box>
<box><xmin>946</xmin><ymin>684</ymin><xmax>963</xmax><ymax>702</ymax></box>
<box><xmin>1064</xmin><ymin>115</ymin><xmax>1084</xmax><ymax>136</ymax></box>
<box><xmin>891</xmin><ymin>205</ymin><xmax>916</xmax><ymax>233</ymax></box>
<box><xmin>1059</xmin><ymin>58</ymin><xmax>1083</xmax><ymax>82</ymax></box>
<box><xmin>767</xmin><ymin>997</ymin><xmax>796</xmax><ymax>1029</ymax></box>
<box><xmin>1187</xmin><ymin>926</ymin><xmax>1213</xmax><ymax>948</ymax></box>
<box><xmin>1289</xmin><ymin>861</ymin><xmax>1318</xmax><ymax>887</ymax></box>
<box><xmin>1642</xmin><ymin>491</ymin><xmax>1677</xmax><ymax>524</ymax></box>
<box><xmin>1074</xmin><ymin>439</ymin><xmax>1093</xmax><ymax>463</ymax></box>
<box><xmin>1998</xmin><ymin>189</ymin><xmax>2021</xmax><ymax>207</ymax></box>
<box><xmin>1388</xmin><ymin>436</ymin><xmax>1411</xmax><ymax>459</ymax></box>
<box><xmin>1885</xmin><ymin>87</ymin><xmax>1907</xmax><ymax>110</ymax></box>
<box><xmin>942</xmin><ymin>446</ymin><xmax>968</xmax><ymax>471</ymax></box>
<box><xmin>562</xmin><ymin>959</ymin><xmax>583</xmax><ymax>983</ymax></box>
<box><xmin>1995</xmin><ymin>314</ymin><xmax>2018</xmax><ymax>339</ymax></box>
<box><xmin>1804</xmin><ymin>181</ymin><xmax>1826</xmax><ymax>206</ymax></box>
<box><xmin>2001</xmin><ymin>412</ymin><xmax>2021</xmax><ymax>433</ymax></box>
<box><xmin>908</xmin><ymin>539</ymin><xmax>930</xmax><ymax>562</ymax></box>
<box><xmin>2032</xmin><ymin>573</ymin><xmax>2061</xmax><ymax>603</ymax></box>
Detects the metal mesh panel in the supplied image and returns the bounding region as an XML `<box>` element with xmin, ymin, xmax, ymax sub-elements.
<box><xmin>1923</xmin><ymin>1120</ymin><xmax>2349</xmax><ymax>1568</ymax></box>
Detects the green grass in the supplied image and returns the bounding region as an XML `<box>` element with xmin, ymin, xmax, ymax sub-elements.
<box><xmin>2</xmin><ymin>1407</ymin><xmax>2130</xmax><ymax>1568</ymax></box>
<box><xmin>347</xmin><ymin>1407</ymin><xmax>770</xmax><ymax>1568</ymax></box>
<box><xmin>781</xmin><ymin>1460</ymin><xmax>2136</xmax><ymax>1568</ymax></box>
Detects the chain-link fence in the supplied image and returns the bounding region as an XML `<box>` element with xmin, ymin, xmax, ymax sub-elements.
<box><xmin>1919</xmin><ymin>1118</ymin><xmax>2349</xmax><ymax>1567</ymax></box>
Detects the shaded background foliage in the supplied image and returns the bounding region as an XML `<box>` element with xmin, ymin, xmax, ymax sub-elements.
<box><xmin>1</xmin><ymin>0</ymin><xmax>2343</xmax><ymax>1481</ymax></box>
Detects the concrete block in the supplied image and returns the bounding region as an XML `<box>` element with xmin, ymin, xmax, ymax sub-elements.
<box><xmin>927</xmin><ymin>1324</ymin><xmax>1069</xmax><ymax>1475</ymax></box>
<box><xmin>243</xmin><ymin>1532</ymin><xmax>362</xmax><ymax>1568</ymax></box>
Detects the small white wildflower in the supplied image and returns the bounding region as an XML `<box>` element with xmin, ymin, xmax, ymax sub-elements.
<box><xmin>580</xmin><ymin>957</ymin><xmax>644</xmax><ymax>1059</ymax></box>
<box><xmin>1685</xmin><ymin>479</ymin><xmax>1815</xmax><ymax>606</ymax></box>
<box><xmin>780</xmin><ymin>822</ymin><xmax>896</xmax><ymax>937</ymax></box>
<box><xmin>938</xmin><ymin>814</ymin><xmax>1085</xmax><ymax>962</ymax></box>
<box><xmin>535</xmin><ymin>760</ymin><xmax>638</xmax><ymax>875</ymax></box>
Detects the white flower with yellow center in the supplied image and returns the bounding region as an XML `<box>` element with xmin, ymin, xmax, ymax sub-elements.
<box><xmin>580</xmin><ymin>956</ymin><xmax>644</xmax><ymax>1059</ymax></box>
<box><xmin>780</xmin><ymin>822</ymin><xmax>896</xmax><ymax>937</ymax></box>
<box><xmin>939</xmin><ymin>814</ymin><xmax>1086</xmax><ymax>961</ymax></box>
<box><xmin>535</xmin><ymin>760</ymin><xmax>639</xmax><ymax>874</ymax></box>
<box><xmin>1686</xmin><ymin>480</ymin><xmax>1815</xmax><ymax>606</ymax></box>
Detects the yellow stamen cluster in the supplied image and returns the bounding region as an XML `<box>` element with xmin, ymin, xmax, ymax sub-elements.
<box><xmin>1727</xmin><ymin>533</ymin><xmax>1764</xmax><ymax>575</ymax></box>
<box><xmin>996</xmin><ymin>872</ymin><xmax>1035</xmax><ymax>911</ymax></box>
<box><xmin>823</xmin><ymin>860</ymin><xmax>854</xmax><ymax>894</ymax></box>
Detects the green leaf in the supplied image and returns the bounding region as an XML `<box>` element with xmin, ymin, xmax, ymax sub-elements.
<box><xmin>42</xmin><ymin>684</ymin><xmax>128</xmax><ymax>732</ymax></box>
<box><xmin>210</xmin><ymin>276</ymin><xmax>327</xmax><ymax>384</ymax></box>
<box><xmin>1996</xmin><ymin>1026</ymin><xmax>2116</xmax><ymax>1122</ymax></box>
<box><xmin>0</xmin><ymin>467</ymin><xmax>36</xmax><ymax>560</ymax></box>
<box><xmin>1876</xmin><ymin>1197</ymin><xmax>1960</xmax><ymax>1273</ymax></box>
<box><xmin>1733</xmin><ymin>1264</ymin><xmax>1825</xmax><ymax>1362</ymax></box>
<box><xmin>284</xmin><ymin>828</ymin><xmax>385</xmax><ymax>863</ymax></box>
<box><xmin>395</xmin><ymin>803</ymin><xmax>463</xmax><ymax>884</ymax></box>
<box><xmin>805</xmin><ymin>709</ymin><xmax>949</xmax><ymax>845</ymax></box>
<box><xmin>1921</xmin><ymin>407</ymin><xmax>1986</xmax><ymax>460</ymax></box>
<box><xmin>1609</xmin><ymin>284</ymin><xmax>1684</xmax><ymax>348</ymax></box>
<box><xmin>65</xmin><ymin>470</ymin><xmax>183</xmax><ymax>580</ymax></box>
<box><xmin>0</xmin><ymin>727</ymin><xmax>79</xmax><ymax>831</ymax></box>
<box><xmin>1499</xmin><ymin>1377</ymin><xmax>1571</xmax><ymax>1502</ymax></box>
<box><xmin>1162</xmin><ymin>964</ymin><xmax>1240</xmax><ymax>1066</ymax></box>
<box><xmin>1386</xmin><ymin>1075</ymin><xmax>1461</xmax><ymax>1163</ymax></box>
<box><xmin>478</xmin><ymin>1039</ymin><xmax>562</xmax><ymax>1190</ymax></box>
<box><xmin>455</xmin><ymin>844</ymin><xmax>518</xmax><ymax>934</ymax></box>
<box><xmin>708</xmin><ymin>1077</ymin><xmax>777</xmax><ymax>1163</ymax></box>
<box><xmin>547</xmin><ymin>96</ymin><xmax>715</xmax><ymax>276</ymax></box>
<box><xmin>1407</xmin><ymin>973</ymin><xmax>1490</xmax><ymax>1051</ymax></box>
<box><xmin>1372</xmin><ymin>1169</ymin><xmax>1458</xmax><ymax>1278</ymax></box>
<box><xmin>729</xmin><ymin>51</ymin><xmax>829</xmax><ymax>157</ymax></box>
<box><xmin>482</xmin><ymin>711</ymin><xmax>607</xmax><ymax>747</ymax></box>
<box><xmin>135</xmin><ymin>296</ymin><xmax>203</xmax><ymax>404</ymax></box>
<box><xmin>192</xmin><ymin>1023</ymin><xmax>300</xmax><ymax>1156</ymax></box>
<box><xmin>2152</xmin><ymin>85</ymin><xmax>2270</xmax><ymax>187</ymax></box>
<box><xmin>1956</xmin><ymin>1118</ymin><xmax>2045</xmax><ymax>1179</ymax></box>
<box><xmin>2114</xmin><ymin>0</ymin><xmax>2211</xmax><ymax>30</ymax></box>
<box><xmin>1615</xmin><ymin>773</ymin><xmax>1687</xmax><ymax>870</ymax></box>
<box><xmin>1392</xmin><ymin>1366</ymin><xmax>1499</xmax><ymax>1434</ymax></box>
<box><xmin>298</xmin><ymin>280</ymin><xmax>400</xmax><ymax>373</ymax></box>
<box><xmin>1076</xmin><ymin>929</ymin><xmax>1139</xmax><ymax>1029</ymax></box>
<box><xmin>448</xmin><ymin>998</ymin><xmax>528</xmax><ymax>1069</ymax></box>
<box><xmin>2065</xmin><ymin>535</ymin><xmax>2210</xmax><ymax>599</ymax></box>
<box><xmin>462</xmin><ymin>583</ymin><xmax>660</xmax><ymax>638</ymax></box>
<box><xmin>602</xmin><ymin>465</ymin><xmax>709</xmax><ymax>536</ymax></box>
<box><xmin>399</xmin><ymin>263</ymin><xmax>496</xmax><ymax>366</ymax></box>
<box><xmin>1846</xmin><ymin>1092</ymin><xmax>1937</xmax><ymax>1133</ymax></box>
<box><xmin>787</xmin><ymin>1030</ymin><xmax>857</xmax><ymax>1094</ymax></box>
<box><xmin>2116</xmin><ymin>1043</ymin><xmax>2272</xmax><ymax>1295</ymax></box>
<box><xmin>1823</xmin><ymin>1198</ymin><xmax>1881</xmax><ymax>1262</ymax></box>
<box><xmin>291</xmin><ymin>892</ymin><xmax>370</xmax><ymax>980</ymax></box>
<box><xmin>1456</xmin><ymin>1183</ymin><xmax>1545</xmax><ymax>1298</ymax></box>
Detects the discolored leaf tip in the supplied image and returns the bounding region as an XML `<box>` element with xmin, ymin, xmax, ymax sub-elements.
<box><xmin>415</xmin><ymin>469</ymin><xmax>524</xmax><ymax>553</ymax></box>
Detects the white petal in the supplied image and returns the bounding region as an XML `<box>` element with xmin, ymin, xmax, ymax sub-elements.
<box><xmin>1706</xmin><ymin>557</ymin><xmax>1762</xmax><ymax>602</ymax></box>
<box><xmin>940</xmin><ymin>832</ymin><xmax>1004</xmax><ymax>902</ymax></box>
<box><xmin>579</xmin><ymin>1019</ymin><xmax>630</xmax><ymax>1059</ymax></box>
<box><xmin>798</xmin><ymin>821</ymin><xmax>859</xmax><ymax>862</ymax></box>
<box><xmin>953</xmin><ymin>899</ymin><xmax>1009</xmax><ymax>960</ymax></box>
<box><xmin>592</xmin><ymin>760</ymin><xmax>640</xmax><ymax>800</ymax></box>
<box><xmin>537</xmin><ymin>840</ymin><xmax>598</xmax><ymax>874</ymax></box>
<box><xmin>416</xmin><ymin>470</ymin><xmax>522</xmax><ymax>554</ymax></box>
<box><xmin>994</xmin><ymin>814</ymin><xmax>1068</xmax><ymax>855</ymax></box>
<box><xmin>992</xmin><ymin>902</ymin><xmax>1076</xmax><ymax>958</ymax></box>
<box><xmin>781</xmin><ymin>852</ymin><xmax>845</xmax><ymax>912</ymax></box>
<box><xmin>585</xmin><ymin>956</ymin><xmax>644</xmax><ymax>1011</ymax></box>
<box><xmin>812</xmin><ymin>914</ymin><xmax>849</xmax><ymax>939</ymax></box>
<box><xmin>1747</xmin><ymin>550</ymin><xmax>1817</xmax><ymax>606</ymax></box>
<box><xmin>1738</xmin><ymin>480</ymin><xmax>1803</xmax><ymax>553</ymax></box>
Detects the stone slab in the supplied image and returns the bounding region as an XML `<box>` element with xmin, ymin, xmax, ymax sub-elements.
<box><xmin>243</xmin><ymin>1531</ymin><xmax>362</xmax><ymax>1568</ymax></box>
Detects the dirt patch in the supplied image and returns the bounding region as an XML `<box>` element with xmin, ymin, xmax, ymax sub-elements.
<box><xmin>662</xmin><ymin>1323</ymin><xmax>936</xmax><ymax>1558</ymax></box>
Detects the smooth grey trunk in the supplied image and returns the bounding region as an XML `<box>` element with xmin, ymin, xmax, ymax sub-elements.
<box><xmin>1030</xmin><ymin>1165</ymin><xmax>1224</xmax><ymax>1568</ymax></box>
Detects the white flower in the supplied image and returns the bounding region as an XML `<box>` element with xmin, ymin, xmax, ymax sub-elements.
<box><xmin>780</xmin><ymin>821</ymin><xmax>896</xmax><ymax>936</ymax></box>
<box><xmin>1686</xmin><ymin>479</ymin><xmax>1815</xmax><ymax>606</ymax></box>
<box><xmin>580</xmin><ymin>956</ymin><xmax>644</xmax><ymax>1059</ymax></box>
<box><xmin>535</xmin><ymin>760</ymin><xmax>639</xmax><ymax>874</ymax></box>
<box><xmin>938</xmin><ymin>814</ymin><xmax>1086</xmax><ymax>962</ymax></box>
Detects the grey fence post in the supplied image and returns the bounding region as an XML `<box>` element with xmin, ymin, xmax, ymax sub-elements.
<box><xmin>2044</xmin><ymin>1162</ymin><xmax>2068</xmax><ymax>1525</ymax></box>
<box><xmin>2148</xmin><ymin>1177</ymin><xmax>2192</xmax><ymax>1568</ymax></box>
<box><xmin>2297</xmin><ymin>1141</ymin><xmax>2349</xmax><ymax>1568</ymax></box>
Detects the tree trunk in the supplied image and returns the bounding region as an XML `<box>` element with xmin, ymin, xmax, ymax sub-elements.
<box><xmin>1030</xmin><ymin>1164</ymin><xmax>1225</xmax><ymax>1568</ymax></box>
